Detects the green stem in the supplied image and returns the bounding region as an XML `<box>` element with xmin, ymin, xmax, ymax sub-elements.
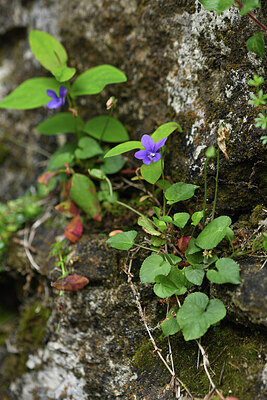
<box><xmin>161</xmin><ymin>155</ymin><xmax>166</xmax><ymax>216</ymax></box>
<box><xmin>202</xmin><ymin>158</ymin><xmax>208</xmax><ymax>226</ymax></box>
<box><xmin>211</xmin><ymin>148</ymin><xmax>220</xmax><ymax>220</ymax></box>
<box><xmin>99</xmin><ymin>105</ymin><xmax>114</xmax><ymax>144</ymax></box>
<box><xmin>134</xmin><ymin>243</ymin><xmax>164</xmax><ymax>254</ymax></box>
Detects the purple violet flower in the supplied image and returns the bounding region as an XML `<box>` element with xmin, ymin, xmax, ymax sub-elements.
<box><xmin>134</xmin><ymin>134</ymin><xmax>168</xmax><ymax>165</ymax></box>
<box><xmin>46</xmin><ymin>86</ymin><xmax>67</xmax><ymax>109</ymax></box>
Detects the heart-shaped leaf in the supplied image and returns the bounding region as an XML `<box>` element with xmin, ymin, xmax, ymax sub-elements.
<box><xmin>165</xmin><ymin>182</ymin><xmax>199</xmax><ymax>205</ymax></box>
<box><xmin>36</xmin><ymin>113</ymin><xmax>84</xmax><ymax>135</ymax></box>
<box><xmin>139</xmin><ymin>255</ymin><xmax>171</xmax><ymax>283</ymax></box>
<box><xmin>173</xmin><ymin>212</ymin><xmax>190</xmax><ymax>228</ymax></box>
<box><xmin>184</xmin><ymin>265</ymin><xmax>205</xmax><ymax>286</ymax></box>
<box><xmin>106</xmin><ymin>230</ymin><xmax>137</xmax><ymax>250</ymax></box>
<box><xmin>177</xmin><ymin>292</ymin><xmax>226</xmax><ymax>340</ymax></box>
<box><xmin>75</xmin><ymin>137</ymin><xmax>103</xmax><ymax>159</ymax></box>
<box><xmin>206</xmin><ymin>258</ymin><xmax>241</xmax><ymax>284</ymax></box>
<box><xmin>101</xmin><ymin>154</ymin><xmax>125</xmax><ymax>174</ymax></box>
<box><xmin>161</xmin><ymin>307</ymin><xmax>180</xmax><ymax>336</ymax></box>
<box><xmin>153</xmin><ymin>266</ymin><xmax>188</xmax><ymax>298</ymax></box>
<box><xmin>84</xmin><ymin>116</ymin><xmax>129</xmax><ymax>143</ymax></box>
<box><xmin>47</xmin><ymin>142</ymin><xmax>76</xmax><ymax>171</ymax></box>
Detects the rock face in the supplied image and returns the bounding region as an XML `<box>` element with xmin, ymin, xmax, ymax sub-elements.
<box><xmin>0</xmin><ymin>0</ymin><xmax>266</xmax><ymax>399</ymax></box>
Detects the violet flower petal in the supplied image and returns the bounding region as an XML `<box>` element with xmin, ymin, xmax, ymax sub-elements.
<box><xmin>141</xmin><ymin>135</ymin><xmax>155</xmax><ymax>152</ymax></box>
<box><xmin>154</xmin><ymin>137</ymin><xmax>168</xmax><ymax>152</ymax></box>
<box><xmin>142</xmin><ymin>155</ymin><xmax>152</xmax><ymax>165</ymax></box>
<box><xmin>47</xmin><ymin>99</ymin><xmax>61</xmax><ymax>109</ymax></box>
<box><xmin>153</xmin><ymin>153</ymin><xmax>161</xmax><ymax>162</ymax></box>
<box><xmin>59</xmin><ymin>86</ymin><xmax>68</xmax><ymax>98</ymax></box>
<box><xmin>134</xmin><ymin>150</ymin><xmax>148</xmax><ymax>160</ymax></box>
<box><xmin>46</xmin><ymin>89</ymin><xmax>58</xmax><ymax>99</ymax></box>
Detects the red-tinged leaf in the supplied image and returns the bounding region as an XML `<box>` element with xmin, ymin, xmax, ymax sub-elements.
<box><xmin>178</xmin><ymin>236</ymin><xmax>191</xmax><ymax>253</ymax></box>
<box><xmin>69</xmin><ymin>174</ymin><xmax>101</xmax><ymax>220</ymax></box>
<box><xmin>51</xmin><ymin>274</ymin><xmax>89</xmax><ymax>291</ymax></box>
<box><xmin>55</xmin><ymin>200</ymin><xmax>79</xmax><ymax>216</ymax></box>
<box><xmin>64</xmin><ymin>215</ymin><xmax>83</xmax><ymax>243</ymax></box>
<box><xmin>63</xmin><ymin>180</ymin><xmax>71</xmax><ymax>197</ymax></box>
<box><xmin>109</xmin><ymin>229</ymin><xmax>123</xmax><ymax>237</ymax></box>
<box><xmin>38</xmin><ymin>171</ymin><xmax>58</xmax><ymax>186</ymax></box>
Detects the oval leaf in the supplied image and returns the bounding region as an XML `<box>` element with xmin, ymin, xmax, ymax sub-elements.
<box><xmin>104</xmin><ymin>141</ymin><xmax>142</xmax><ymax>158</ymax></box>
<box><xmin>196</xmin><ymin>216</ymin><xmax>232</xmax><ymax>250</ymax></box>
<box><xmin>37</xmin><ymin>113</ymin><xmax>84</xmax><ymax>135</ymax></box>
<box><xmin>177</xmin><ymin>292</ymin><xmax>226</xmax><ymax>341</ymax></box>
<box><xmin>0</xmin><ymin>78</ymin><xmax>61</xmax><ymax>109</ymax></box>
<box><xmin>51</xmin><ymin>274</ymin><xmax>89</xmax><ymax>291</ymax></box>
<box><xmin>165</xmin><ymin>182</ymin><xmax>199</xmax><ymax>205</ymax></box>
<box><xmin>71</xmin><ymin>65</ymin><xmax>127</xmax><ymax>96</ymax></box>
<box><xmin>138</xmin><ymin>216</ymin><xmax>161</xmax><ymax>236</ymax></box>
<box><xmin>139</xmin><ymin>255</ymin><xmax>171</xmax><ymax>283</ymax></box>
<box><xmin>206</xmin><ymin>258</ymin><xmax>241</xmax><ymax>284</ymax></box>
<box><xmin>84</xmin><ymin>116</ymin><xmax>129</xmax><ymax>143</ymax></box>
<box><xmin>70</xmin><ymin>174</ymin><xmax>101</xmax><ymax>220</ymax></box>
<box><xmin>106</xmin><ymin>230</ymin><xmax>137</xmax><ymax>250</ymax></box>
<box><xmin>151</xmin><ymin>122</ymin><xmax>182</xmax><ymax>142</ymax></box>
<box><xmin>141</xmin><ymin>160</ymin><xmax>162</xmax><ymax>184</ymax></box>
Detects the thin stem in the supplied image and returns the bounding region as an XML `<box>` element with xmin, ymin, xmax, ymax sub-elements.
<box><xmin>99</xmin><ymin>104</ymin><xmax>114</xmax><ymax>144</ymax></box>
<box><xmin>203</xmin><ymin>158</ymin><xmax>208</xmax><ymax>226</ymax></box>
<box><xmin>115</xmin><ymin>200</ymin><xmax>145</xmax><ymax>218</ymax></box>
<box><xmin>234</xmin><ymin>0</ymin><xmax>267</xmax><ymax>32</ymax></box>
<box><xmin>211</xmin><ymin>148</ymin><xmax>220</xmax><ymax>221</ymax></box>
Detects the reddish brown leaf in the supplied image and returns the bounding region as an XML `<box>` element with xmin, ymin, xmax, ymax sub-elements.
<box><xmin>51</xmin><ymin>274</ymin><xmax>89</xmax><ymax>291</ymax></box>
<box><xmin>38</xmin><ymin>171</ymin><xmax>58</xmax><ymax>186</ymax></box>
<box><xmin>64</xmin><ymin>215</ymin><xmax>83</xmax><ymax>243</ymax></box>
<box><xmin>55</xmin><ymin>200</ymin><xmax>79</xmax><ymax>217</ymax></box>
<box><xmin>178</xmin><ymin>236</ymin><xmax>191</xmax><ymax>253</ymax></box>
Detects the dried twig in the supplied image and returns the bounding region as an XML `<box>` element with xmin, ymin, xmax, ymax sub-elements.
<box><xmin>123</xmin><ymin>255</ymin><xmax>193</xmax><ymax>398</ymax></box>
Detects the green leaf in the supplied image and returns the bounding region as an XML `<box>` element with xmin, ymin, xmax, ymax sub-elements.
<box><xmin>161</xmin><ymin>307</ymin><xmax>180</xmax><ymax>336</ymax></box>
<box><xmin>151</xmin><ymin>122</ymin><xmax>182</xmax><ymax>142</ymax></box>
<box><xmin>205</xmin><ymin>146</ymin><xmax>216</xmax><ymax>159</ymax></box>
<box><xmin>106</xmin><ymin>230</ymin><xmax>137</xmax><ymax>250</ymax></box>
<box><xmin>165</xmin><ymin>182</ymin><xmax>199</xmax><ymax>205</ymax></box>
<box><xmin>191</xmin><ymin>210</ymin><xmax>204</xmax><ymax>226</ymax></box>
<box><xmin>101</xmin><ymin>154</ymin><xmax>126</xmax><ymax>174</ymax></box>
<box><xmin>225</xmin><ymin>226</ymin><xmax>234</xmax><ymax>242</ymax></box>
<box><xmin>141</xmin><ymin>160</ymin><xmax>162</xmax><ymax>184</ymax></box>
<box><xmin>89</xmin><ymin>169</ymin><xmax>106</xmax><ymax>180</ymax></box>
<box><xmin>239</xmin><ymin>0</ymin><xmax>260</xmax><ymax>15</ymax></box>
<box><xmin>185</xmin><ymin>265</ymin><xmax>205</xmax><ymax>286</ymax></box>
<box><xmin>153</xmin><ymin>217</ymin><xmax>167</xmax><ymax>232</ymax></box>
<box><xmin>52</xmin><ymin>66</ymin><xmax>76</xmax><ymax>82</ymax></box>
<box><xmin>159</xmin><ymin>215</ymin><xmax>173</xmax><ymax>223</ymax></box>
<box><xmin>71</xmin><ymin>65</ymin><xmax>127</xmax><ymax>96</ymax></box>
<box><xmin>36</xmin><ymin>112</ymin><xmax>84</xmax><ymax>135</ymax></box>
<box><xmin>84</xmin><ymin>116</ymin><xmax>129</xmax><ymax>143</ymax></box>
<box><xmin>0</xmin><ymin>78</ymin><xmax>61</xmax><ymax>109</ymax></box>
<box><xmin>177</xmin><ymin>292</ymin><xmax>226</xmax><ymax>340</ymax></box>
<box><xmin>104</xmin><ymin>141</ymin><xmax>142</xmax><ymax>158</ymax></box>
<box><xmin>75</xmin><ymin>137</ymin><xmax>103</xmax><ymax>159</ymax></box>
<box><xmin>206</xmin><ymin>258</ymin><xmax>241</xmax><ymax>284</ymax></box>
<box><xmin>196</xmin><ymin>216</ymin><xmax>232</xmax><ymax>250</ymax></box>
<box><xmin>198</xmin><ymin>0</ymin><xmax>234</xmax><ymax>14</ymax></box>
<box><xmin>187</xmin><ymin>238</ymin><xmax>202</xmax><ymax>255</ymax></box>
<box><xmin>246</xmin><ymin>32</ymin><xmax>265</xmax><ymax>58</ymax></box>
<box><xmin>69</xmin><ymin>174</ymin><xmax>101</xmax><ymax>220</ymax></box>
<box><xmin>138</xmin><ymin>216</ymin><xmax>161</xmax><ymax>236</ymax></box>
<box><xmin>151</xmin><ymin>237</ymin><xmax>167</xmax><ymax>247</ymax></box>
<box><xmin>154</xmin><ymin>266</ymin><xmax>188</xmax><ymax>298</ymax></box>
<box><xmin>163</xmin><ymin>254</ymin><xmax>182</xmax><ymax>265</ymax></box>
<box><xmin>139</xmin><ymin>255</ymin><xmax>171</xmax><ymax>283</ymax></box>
<box><xmin>173</xmin><ymin>212</ymin><xmax>190</xmax><ymax>228</ymax></box>
<box><xmin>185</xmin><ymin>250</ymin><xmax>204</xmax><ymax>265</ymax></box>
<box><xmin>47</xmin><ymin>142</ymin><xmax>76</xmax><ymax>171</ymax></box>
